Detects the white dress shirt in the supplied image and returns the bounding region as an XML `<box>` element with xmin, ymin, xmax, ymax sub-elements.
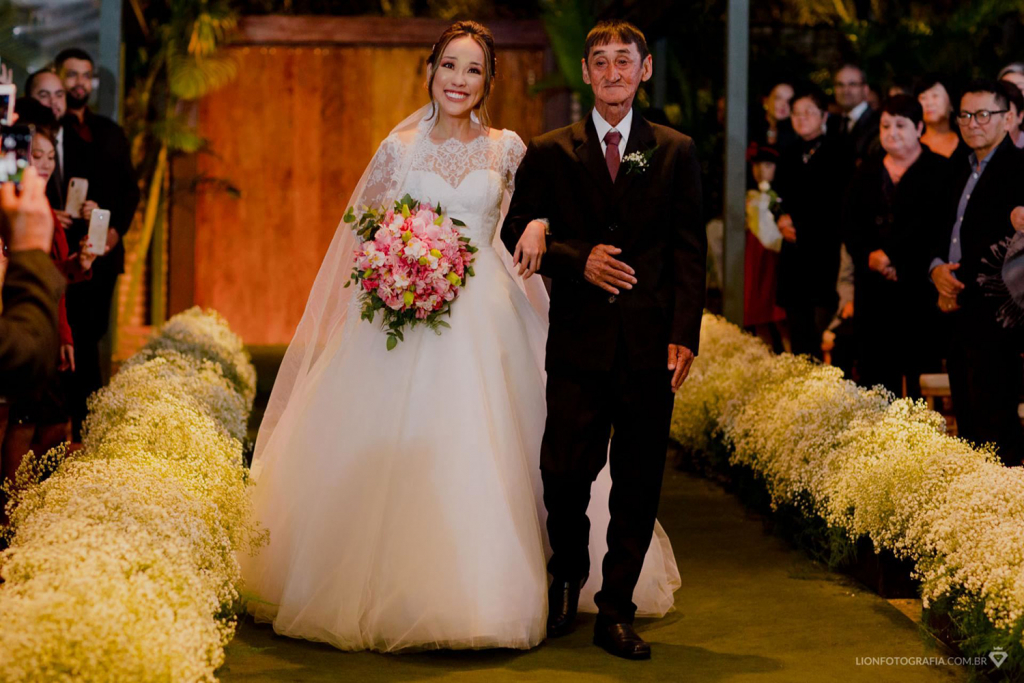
<box><xmin>592</xmin><ymin>107</ymin><xmax>633</xmax><ymax>161</ymax></box>
<box><xmin>846</xmin><ymin>101</ymin><xmax>869</xmax><ymax>132</ymax></box>
<box><xmin>56</xmin><ymin>126</ymin><xmax>64</xmax><ymax>173</ymax></box>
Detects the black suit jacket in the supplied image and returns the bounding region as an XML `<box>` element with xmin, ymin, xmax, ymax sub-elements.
<box><xmin>932</xmin><ymin>135</ymin><xmax>1024</xmax><ymax>331</ymax></box>
<box><xmin>0</xmin><ymin>250</ymin><xmax>64</xmax><ymax>396</ymax></box>
<box><xmin>501</xmin><ymin>112</ymin><xmax>706</xmax><ymax>373</ymax></box>
<box><xmin>62</xmin><ymin>110</ymin><xmax>140</xmax><ymax>275</ymax></box>
<box><xmin>844</xmin><ymin>147</ymin><xmax>951</xmax><ymax>331</ymax></box>
<box><xmin>828</xmin><ymin>107</ymin><xmax>881</xmax><ymax>161</ymax></box>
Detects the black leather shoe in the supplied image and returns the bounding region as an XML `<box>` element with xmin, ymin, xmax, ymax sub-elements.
<box><xmin>547</xmin><ymin>577</ymin><xmax>585</xmax><ymax>637</ymax></box>
<box><xmin>593</xmin><ymin>622</ymin><xmax>651</xmax><ymax>660</ymax></box>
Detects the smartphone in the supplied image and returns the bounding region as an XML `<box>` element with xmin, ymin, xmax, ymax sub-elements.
<box><xmin>0</xmin><ymin>124</ymin><xmax>32</xmax><ymax>189</ymax></box>
<box><xmin>86</xmin><ymin>208</ymin><xmax>111</xmax><ymax>255</ymax></box>
<box><xmin>65</xmin><ymin>177</ymin><xmax>89</xmax><ymax>215</ymax></box>
<box><xmin>0</xmin><ymin>84</ymin><xmax>15</xmax><ymax>126</ymax></box>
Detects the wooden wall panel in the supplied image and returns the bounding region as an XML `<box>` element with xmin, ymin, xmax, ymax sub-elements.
<box><xmin>193</xmin><ymin>44</ymin><xmax>547</xmax><ymax>344</ymax></box>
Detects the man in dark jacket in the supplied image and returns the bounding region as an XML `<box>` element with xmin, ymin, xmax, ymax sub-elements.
<box><xmin>930</xmin><ymin>79</ymin><xmax>1024</xmax><ymax>465</ymax></box>
<box><xmin>55</xmin><ymin>48</ymin><xmax>140</xmax><ymax>437</ymax></box>
<box><xmin>502</xmin><ymin>20</ymin><xmax>705</xmax><ymax>661</ymax></box>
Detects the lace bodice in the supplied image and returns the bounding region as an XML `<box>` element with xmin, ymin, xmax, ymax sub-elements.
<box><xmin>399</xmin><ymin>130</ymin><xmax>526</xmax><ymax>248</ymax></box>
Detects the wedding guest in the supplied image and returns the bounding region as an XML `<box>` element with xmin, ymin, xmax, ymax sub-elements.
<box><xmin>844</xmin><ymin>95</ymin><xmax>949</xmax><ymax>397</ymax></box>
<box><xmin>743</xmin><ymin>143</ymin><xmax>785</xmax><ymax>351</ymax></box>
<box><xmin>929</xmin><ymin>79</ymin><xmax>1024</xmax><ymax>465</ymax></box>
<box><xmin>916</xmin><ymin>74</ymin><xmax>969</xmax><ymax>160</ymax></box>
<box><xmin>828</xmin><ymin>63</ymin><xmax>880</xmax><ymax>162</ymax></box>
<box><xmin>56</xmin><ymin>47</ymin><xmax>140</xmax><ymax>439</ymax></box>
<box><xmin>26</xmin><ymin>69</ymin><xmax>68</xmax><ymax>210</ymax></box>
<box><xmin>998</xmin><ymin>62</ymin><xmax>1024</xmax><ymax>94</ymax></box>
<box><xmin>2</xmin><ymin>99</ymin><xmax>94</xmax><ymax>478</ymax></box>
<box><xmin>999</xmin><ymin>80</ymin><xmax>1024</xmax><ymax>149</ymax></box>
<box><xmin>751</xmin><ymin>82</ymin><xmax>796</xmax><ymax>151</ymax></box>
<box><xmin>0</xmin><ymin>166</ymin><xmax>62</xmax><ymax>391</ymax></box>
<box><xmin>775</xmin><ymin>86</ymin><xmax>854</xmax><ymax>358</ymax></box>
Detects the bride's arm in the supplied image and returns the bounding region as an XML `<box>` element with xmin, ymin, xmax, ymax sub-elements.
<box><xmin>501</xmin><ymin>139</ymin><xmax>590</xmax><ymax>282</ymax></box>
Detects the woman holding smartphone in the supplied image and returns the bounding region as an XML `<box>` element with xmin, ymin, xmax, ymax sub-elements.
<box><xmin>1</xmin><ymin>99</ymin><xmax>95</xmax><ymax>492</ymax></box>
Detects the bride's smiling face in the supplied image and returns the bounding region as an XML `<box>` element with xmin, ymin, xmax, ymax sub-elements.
<box><xmin>430</xmin><ymin>36</ymin><xmax>487</xmax><ymax>119</ymax></box>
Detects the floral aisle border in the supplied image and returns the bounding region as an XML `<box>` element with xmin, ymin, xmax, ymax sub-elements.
<box><xmin>671</xmin><ymin>313</ymin><xmax>1024</xmax><ymax>676</ymax></box>
<box><xmin>0</xmin><ymin>307</ymin><xmax>266</xmax><ymax>682</ymax></box>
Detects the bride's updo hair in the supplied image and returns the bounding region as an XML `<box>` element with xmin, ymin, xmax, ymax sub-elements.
<box><xmin>426</xmin><ymin>21</ymin><xmax>497</xmax><ymax>126</ymax></box>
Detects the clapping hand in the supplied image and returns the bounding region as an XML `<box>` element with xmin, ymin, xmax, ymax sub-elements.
<box><xmin>584</xmin><ymin>244</ymin><xmax>636</xmax><ymax>296</ymax></box>
<box><xmin>868</xmin><ymin>249</ymin><xmax>897</xmax><ymax>281</ymax></box>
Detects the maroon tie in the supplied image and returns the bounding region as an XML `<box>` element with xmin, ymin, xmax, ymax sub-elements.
<box><xmin>604</xmin><ymin>130</ymin><xmax>622</xmax><ymax>182</ymax></box>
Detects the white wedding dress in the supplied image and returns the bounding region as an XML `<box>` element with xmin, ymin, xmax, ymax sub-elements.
<box><xmin>241</xmin><ymin>127</ymin><xmax>680</xmax><ymax>652</ymax></box>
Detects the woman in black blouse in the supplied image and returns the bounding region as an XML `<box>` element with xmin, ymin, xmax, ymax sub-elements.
<box><xmin>775</xmin><ymin>86</ymin><xmax>854</xmax><ymax>358</ymax></box>
<box><xmin>844</xmin><ymin>95</ymin><xmax>950</xmax><ymax>396</ymax></box>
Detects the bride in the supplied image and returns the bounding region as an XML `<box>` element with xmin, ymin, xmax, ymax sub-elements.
<box><xmin>241</xmin><ymin>20</ymin><xmax>679</xmax><ymax>652</ymax></box>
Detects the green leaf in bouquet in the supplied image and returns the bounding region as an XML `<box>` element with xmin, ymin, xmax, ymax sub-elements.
<box><xmin>343</xmin><ymin>207</ymin><xmax>355</xmax><ymax>223</ymax></box>
<box><xmin>386</xmin><ymin>335</ymin><xmax>398</xmax><ymax>351</ymax></box>
<box><xmin>466</xmin><ymin>246</ymin><xmax>478</xmax><ymax>254</ymax></box>
<box><xmin>466</xmin><ymin>266</ymin><xmax>475</xmax><ymax>277</ymax></box>
<box><xmin>437</xmin><ymin>320</ymin><xmax>451</xmax><ymax>330</ymax></box>
<box><xmin>451</xmin><ymin>218</ymin><xmax>466</xmax><ymax>227</ymax></box>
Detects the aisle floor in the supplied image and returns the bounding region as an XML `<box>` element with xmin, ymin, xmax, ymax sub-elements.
<box><xmin>219</xmin><ymin>461</ymin><xmax>971</xmax><ymax>682</ymax></box>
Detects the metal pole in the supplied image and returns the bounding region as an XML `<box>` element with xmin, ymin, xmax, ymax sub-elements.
<box><xmin>97</xmin><ymin>0</ymin><xmax>122</xmax><ymax>121</ymax></box>
<box><xmin>723</xmin><ymin>0</ymin><xmax>749</xmax><ymax>325</ymax></box>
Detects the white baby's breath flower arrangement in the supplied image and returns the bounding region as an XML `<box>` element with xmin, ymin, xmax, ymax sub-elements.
<box><xmin>672</xmin><ymin>313</ymin><xmax>1024</xmax><ymax>669</ymax></box>
<box><xmin>0</xmin><ymin>308</ymin><xmax>264</xmax><ymax>683</ymax></box>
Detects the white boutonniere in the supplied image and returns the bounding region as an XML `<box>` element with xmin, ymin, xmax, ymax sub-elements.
<box><xmin>623</xmin><ymin>146</ymin><xmax>658</xmax><ymax>175</ymax></box>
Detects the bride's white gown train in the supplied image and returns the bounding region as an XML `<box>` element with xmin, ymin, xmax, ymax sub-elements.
<box><xmin>241</xmin><ymin>129</ymin><xmax>680</xmax><ymax>652</ymax></box>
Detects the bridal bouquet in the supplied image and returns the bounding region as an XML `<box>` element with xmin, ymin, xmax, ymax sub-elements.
<box><xmin>343</xmin><ymin>194</ymin><xmax>477</xmax><ymax>350</ymax></box>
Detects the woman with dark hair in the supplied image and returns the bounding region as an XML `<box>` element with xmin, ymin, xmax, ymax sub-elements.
<box><xmin>750</xmin><ymin>81</ymin><xmax>796</xmax><ymax>151</ymax></box>
<box><xmin>916</xmin><ymin>74</ymin><xmax>969</xmax><ymax>160</ymax></box>
<box><xmin>774</xmin><ymin>86</ymin><xmax>854</xmax><ymax>358</ymax></box>
<box><xmin>844</xmin><ymin>95</ymin><xmax>950</xmax><ymax>396</ymax></box>
<box><xmin>241</xmin><ymin>19</ymin><xmax>680</xmax><ymax>653</ymax></box>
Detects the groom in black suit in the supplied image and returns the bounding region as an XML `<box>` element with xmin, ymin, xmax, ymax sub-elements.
<box><xmin>501</xmin><ymin>20</ymin><xmax>705</xmax><ymax>660</ymax></box>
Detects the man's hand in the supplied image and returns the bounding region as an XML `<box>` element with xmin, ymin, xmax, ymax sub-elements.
<box><xmin>931</xmin><ymin>262</ymin><xmax>965</xmax><ymax>298</ymax></box>
<box><xmin>840</xmin><ymin>300</ymin><xmax>854</xmax><ymax>320</ymax></box>
<box><xmin>868</xmin><ymin>249</ymin><xmax>898</xmax><ymax>281</ymax></box>
<box><xmin>1011</xmin><ymin>206</ymin><xmax>1024</xmax><ymax>232</ymax></box>
<box><xmin>1</xmin><ymin>167</ymin><xmax>54</xmax><ymax>253</ymax></box>
<box><xmin>668</xmin><ymin>344</ymin><xmax>694</xmax><ymax>393</ymax></box>
<box><xmin>513</xmin><ymin>220</ymin><xmax>547</xmax><ymax>280</ymax></box>
<box><xmin>584</xmin><ymin>244</ymin><xmax>636</xmax><ymax>295</ymax></box>
<box><xmin>938</xmin><ymin>292</ymin><xmax>960</xmax><ymax>313</ymax></box>
<box><xmin>778</xmin><ymin>214</ymin><xmax>797</xmax><ymax>243</ymax></box>
<box><xmin>104</xmin><ymin>228</ymin><xmax>119</xmax><ymax>255</ymax></box>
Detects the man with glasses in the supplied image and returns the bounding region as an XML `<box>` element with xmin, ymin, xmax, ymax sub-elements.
<box><xmin>929</xmin><ymin>79</ymin><xmax>1024</xmax><ymax>465</ymax></box>
<box><xmin>829</xmin><ymin>63</ymin><xmax>880</xmax><ymax>162</ymax></box>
